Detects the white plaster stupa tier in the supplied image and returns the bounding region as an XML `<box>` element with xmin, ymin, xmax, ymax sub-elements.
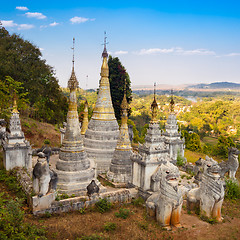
<box><xmin>56</xmin><ymin>47</ymin><xmax>96</xmax><ymax>195</ymax></box>
<box><xmin>84</xmin><ymin>43</ymin><xmax>119</xmax><ymax>174</ymax></box>
<box><xmin>3</xmin><ymin>97</ymin><xmax>32</xmax><ymax>171</ymax></box>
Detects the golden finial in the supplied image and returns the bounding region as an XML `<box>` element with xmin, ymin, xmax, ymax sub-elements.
<box><xmin>12</xmin><ymin>92</ymin><xmax>19</xmax><ymax>113</ymax></box>
<box><xmin>170</xmin><ymin>89</ymin><xmax>174</xmax><ymax>113</ymax></box>
<box><xmin>116</xmin><ymin>79</ymin><xmax>131</xmax><ymax>149</ymax></box>
<box><xmin>121</xmin><ymin>79</ymin><xmax>128</xmax><ymax>111</ymax></box>
<box><xmin>150</xmin><ymin>82</ymin><xmax>158</xmax><ymax>123</ymax></box>
<box><xmin>68</xmin><ymin>37</ymin><xmax>79</xmax><ymax>90</ymax></box>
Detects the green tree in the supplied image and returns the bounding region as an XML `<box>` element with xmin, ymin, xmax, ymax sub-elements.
<box><xmin>108</xmin><ymin>55</ymin><xmax>132</xmax><ymax>120</ymax></box>
<box><xmin>213</xmin><ymin>135</ymin><xmax>236</xmax><ymax>158</ymax></box>
<box><xmin>0</xmin><ymin>25</ymin><xmax>68</xmax><ymax>124</ymax></box>
<box><xmin>182</xmin><ymin>130</ymin><xmax>202</xmax><ymax>152</ymax></box>
<box><xmin>0</xmin><ymin>76</ymin><xmax>29</xmax><ymax>120</ymax></box>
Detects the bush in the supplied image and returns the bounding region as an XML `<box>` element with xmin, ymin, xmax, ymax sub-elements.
<box><xmin>95</xmin><ymin>198</ymin><xmax>112</xmax><ymax>213</ymax></box>
<box><xmin>103</xmin><ymin>222</ymin><xmax>117</xmax><ymax>232</ymax></box>
<box><xmin>44</xmin><ymin>139</ymin><xmax>51</xmax><ymax>145</ymax></box>
<box><xmin>131</xmin><ymin>197</ymin><xmax>145</xmax><ymax>207</ymax></box>
<box><xmin>176</xmin><ymin>151</ymin><xmax>185</xmax><ymax>167</ymax></box>
<box><xmin>225</xmin><ymin>179</ymin><xmax>240</xmax><ymax>200</ymax></box>
<box><xmin>0</xmin><ymin>194</ymin><xmax>46</xmax><ymax>239</ymax></box>
<box><xmin>115</xmin><ymin>208</ymin><xmax>130</xmax><ymax>219</ymax></box>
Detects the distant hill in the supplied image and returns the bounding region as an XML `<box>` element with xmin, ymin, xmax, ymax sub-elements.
<box><xmin>189</xmin><ymin>82</ymin><xmax>240</xmax><ymax>89</ymax></box>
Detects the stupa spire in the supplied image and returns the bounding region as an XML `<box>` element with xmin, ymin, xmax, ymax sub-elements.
<box><xmin>81</xmin><ymin>99</ymin><xmax>89</xmax><ymax>135</ymax></box>
<box><xmin>150</xmin><ymin>82</ymin><xmax>158</xmax><ymax>123</ymax></box>
<box><xmin>12</xmin><ymin>92</ymin><xmax>19</xmax><ymax>114</ymax></box>
<box><xmin>102</xmin><ymin>31</ymin><xmax>108</xmax><ymax>58</ymax></box>
<box><xmin>90</xmin><ymin>32</ymin><xmax>116</xmax><ymax>121</ymax></box>
<box><xmin>84</xmin><ymin>32</ymin><xmax>119</xmax><ymax>173</ymax></box>
<box><xmin>116</xmin><ymin>79</ymin><xmax>131</xmax><ymax>149</ymax></box>
<box><xmin>107</xmin><ymin>79</ymin><xmax>132</xmax><ymax>183</ymax></box>
<box><xmin>56</xmin><ymin>38</ymin><xmax>95</xmax><ymax>195</ymax></box>
<box><xmin>68</xmin><ymin>38</ymin><xmax>79</xmax><ymax>90</ymax></box>
<box><xmin>170</xmin><ymin>89</ymin><xmax>175</xmax><ymax>113</ymax></box>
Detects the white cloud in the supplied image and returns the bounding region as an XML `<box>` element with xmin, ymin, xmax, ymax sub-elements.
<box><xmin>114</xmin><ymin>50</ymin><xmax>128</xmax><ymax>55</ymax></box>
<box><xmin>176</xmin><ymin>48</ymin><xmax>215</xmax><ymax>56</ymax></box>
<box><xmin>70</xmin><ymin>16</ymin><xmax>95</xmax><ymax>24</ymax></box>
<box><xmin>25</xmin><ymin>12</ymin><xmax>46</xmax><ymax>19</ymax></box>
<box><xmin>49</xmin><ymin>22</ymin><xmax>59</xmax><ymax>27</ymax></box>
<box><xmin>138</xmin><ymin>48</ymin><xmax>174</xmax><ymax>55</ymax></box>
<box><xmin>136</xmin><ymin>47</ymin><xmax>215</xmax><ymax>56</ymax></box>
<box><xmin>1</xmin><ymin>20</ymin><xmax>17</xmax><ymax>27</ymax></box>
<box><xmin>18</xmin><ymin>24</ymin><xmax>34</xmax><ymax>30</ymax></box>
<box><xmin>16</xmin><ymin>6</ymin><xmax>29</xmax><ymax>11</ymax></box>
<box><xmin>225</xmin><ymin>53</ymin><xmax>240</xmax><ymax>57</ymax></box>
<box><xmin>39</xmin><ymin>48</ymin><xmax>44</xmax><ymax>51</ymax></box>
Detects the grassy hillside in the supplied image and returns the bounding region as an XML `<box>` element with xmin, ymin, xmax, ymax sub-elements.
<box><xmin>20</xmin><ymin>117</ymin><xmax>61</xmax><ymax>148</ymax></box>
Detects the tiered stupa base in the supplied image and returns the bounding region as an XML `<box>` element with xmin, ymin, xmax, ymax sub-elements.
<box><xmin>56</xmin><ymin>146</ymin><xmax>97</xmax><ymax>195</ymax></box>
<box><xmin>84</xmin><ymin>119</ymin><xmax>119</xmax><ymax>174</ymax></box>
<box><xmin>56</xmin><ymin>161</ymin><xmax>96</xmax><ymax>195</ymax></box>
<box><xmin>107</xmin><ymin>150</ymin><xmax>132</xmax><ymax>183</ymax></box>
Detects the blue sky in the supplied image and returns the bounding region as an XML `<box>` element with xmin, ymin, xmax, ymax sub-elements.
<box><xmin>1</xmin><ymin>0</ymin><xmax>240</xmax><ymax>89</ymax></box>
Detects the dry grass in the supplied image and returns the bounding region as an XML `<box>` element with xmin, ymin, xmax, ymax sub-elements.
<box><xmin>20</xmin><ymin>116</ymin><xmax>61</xmax><ymax>148</ymax></box>
<box><xmin>184</xmin><ymin>149</ymin><xmax>224</xmax><ymax>163</ymax></box>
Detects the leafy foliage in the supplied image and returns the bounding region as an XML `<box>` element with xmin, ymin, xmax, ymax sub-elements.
<box><xmin>0</xmin><ymin>26</ymin><xmax>68</xmax><ymax>124</ymax></box>
<box><xmin>213</xmin><ymin>136</ymin><xmax>236</xmax><ymax>158</ymax></box>
<box><xmin>103</xmin><ymin>222</ymin><xmax>117</xmax><ymax>232</ymax></box>
<box><xmin>0</xmin><ymin>192</ymin><xmax>46</xmax><ymax>239</ymax></box>
<box><xmin>115</xmin><ymin>208</ymin><xmax>131</xmax><ymax>219</ymax></box>
<box><xmin>176</xmin><ymin>150</ymin><xmax>185</xmax><ymax>166</ymax></box>
<box><xmin>182</xmin><ymin>130</ymin><xmax>202</xmax><ymax>152</ymax></box>
<box><xmin>225</xmin><ymin>179</ymin><xmax>240</xmax><ymax>200</ymax></box>
<box><xmin>95</xmin><ymin>198</ymin><xmax>112</xmax><ymax>213</ymax></box>
<box><xmin>108</xmin><ymin>55</ymin><xmax>132</xmax><ymax>120</ymax></box>
<box><xmin>0</xmin><ymin>76</ymin><xmax>29</xmax><ymax>120</ymax></box>
<box><xmin>131</xmin><ymin>197</ymin><xmax>145</xmax><ymax>207</ymax></box>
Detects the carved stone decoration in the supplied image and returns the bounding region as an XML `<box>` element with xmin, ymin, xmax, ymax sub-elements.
<box><xmin>131</xmin><ymin>122</ymin><xmax>170</xmax><ymax>191</ymax></box>
<box><xmin>146</xmin><ymin>161</ymin><xmax>183</xmax><ymax>230</ymax></box>
<box><xmin>33</xmin><ymin>152</ymin><xmax>51</xmax><ymax>197</ymax></box>
<box><xmin>162</xmin><ymin>113</ymin><xmax>185</xmax><ymax>162</ymax></box>
<box><xmin>187</xmin><ymin>157</ymin><xmax>225</xmax><ymax>222</ymax></box>
<box><xmin>219</xmin><ymin>147</ymin><xmax>240</xmax><ymax>180</ymax></box>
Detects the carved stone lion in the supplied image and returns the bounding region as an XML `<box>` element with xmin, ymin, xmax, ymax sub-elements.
<box><xmin>187</xmin><ymin>157</ymin><xmax>225</xmax><ymax>222</ymax></box>
<box><xmin>33</xmin><ymin>152</ymin><xmax>54</xmax><ymax>197</ymax></box>
<box><xmin>146</xmin><ymin>161</ymin><xmax>183</xmax><ymax>230</ymax></box>
<box><xmin>219</xmin><ymin>147</ymin><xmax>240</xmax><ymax>180</ymax></box>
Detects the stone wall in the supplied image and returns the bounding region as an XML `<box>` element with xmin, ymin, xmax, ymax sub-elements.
<box><xmin>33</xmin><ymin>188</ymin><xmax>138</xmax><ymax>216</ymax></box>
<box><xmin>13</xmin><ymin>167</ymin><xmax>138</xmax><ymax>216</ymax></box>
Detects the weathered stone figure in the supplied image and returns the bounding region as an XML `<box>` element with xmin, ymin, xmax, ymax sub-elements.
<box><xmin>146</xmin><ymin>161</ymin><xmax>183</xmax><ymax>230</ymax></box>
<box><xmin>219</xmin><ymin>147</ymin><xmax>240</xmax><ymax>180</ymax></box>
<box><xmin>33</xmin><ymin>152</ymin><xmax>51</xmax><ymax>197</ymax></box>
<box><xmin>187</xmin><ymin>156</ymin><xmax>225</xmax><ymax>222</ymax></box>
<box><xmin>0</xmin><ymin>119</ymin><xmax>7</xmax><ymax>145</ymax></box>
<box><xmin>87</xmin><ymin>180</ymin><xmax>100</xmax><ymax>198</ymax></box>
<box><xmin>42</xmin><ymin>144</ymin><xmax>52</xmax><ymax>164</ymax></box>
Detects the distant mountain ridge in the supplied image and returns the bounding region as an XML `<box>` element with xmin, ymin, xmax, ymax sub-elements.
<box><xmin>188</xmin><ymin>82</ymin><xmax>240</xmax><ymax>89</ymax></box>
<box><xmin>132</xmin><ymin>82</ymin><xmax>240</xmax><ymax>90</ymax></box>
